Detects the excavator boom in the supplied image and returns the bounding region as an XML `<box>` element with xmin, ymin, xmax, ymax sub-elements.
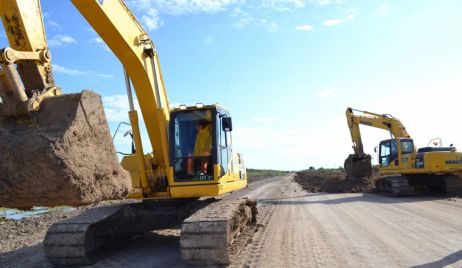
<box><xmin>344</xmin><ymin>107</ymin><xmax>413</xmax><ymax>179</ymax></box>
<box><xmin>346</xmin><ymin>107</ymin><xmax>411</xmax><ymax>155</ymax></box>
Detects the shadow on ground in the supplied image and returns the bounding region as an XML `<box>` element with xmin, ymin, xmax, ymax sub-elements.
<box><xmin>410</xmin><ymin>249</ymin><xmax>462</xmax><ymax>268</ymax></box>
<box><xmin>0</xmin><ymin>231</ymin><xmax>186</xmax><ymax>268</ymax></box>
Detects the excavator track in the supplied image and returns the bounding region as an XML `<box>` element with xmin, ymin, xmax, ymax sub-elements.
<box><xmin>44</xmin><ymin>203</ymin><xmax>157</xmax><ymax>266</ymax></box>
<box><xmin>420</xmin><ymin>174</ymin><xmax>462</xmax><ymax>195</ymax></box>
<box><xmin>44</xmin><ymin>198</ymin><xmax>257</xmax><ymax>266</ymax></box>
<box><xmin>181</xmin><ymin>198</ymin><xmax>257</xmax><ymax>265</ymax></box>
<box><xmin>442</xmin><ymin>175</ymin><xmax>462</xmax><ymax>195</ymax></box>
<box><xmin>375</xmin><ymin>176</ymin><xmax>411</xmax><ymax>196</ymax></box>
<box><xmin>44</xmin><ymin>200</ymin><xmax>202</xmax><ymax>266</ymax></box>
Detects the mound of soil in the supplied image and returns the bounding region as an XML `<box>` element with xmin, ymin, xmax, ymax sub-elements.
<box><xmin>294</xmin><ymin>170</ymin><xmax>378</xmax><ymax>193</ymax></box>
<box><xmin>0</xmin><ymin>90</ymin><xmax>131</xmax><ymax>208</ymax></box>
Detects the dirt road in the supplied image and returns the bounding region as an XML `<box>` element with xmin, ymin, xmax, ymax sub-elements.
<box><xmin>1</xmin><ymin>175</ymin><xmax>462</xmax><ymax>267</ymax></box>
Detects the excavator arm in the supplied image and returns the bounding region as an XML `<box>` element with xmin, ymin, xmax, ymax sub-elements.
<box><xmin>0</xmin><ymin>0</ymin><xmax>60</xmax><ymax>116</ymax></box>
<box><xmin>344</xmin><ymin>107</ymin><xmax>411</xmax><ymax>179</ymax></box>
<box><xmin>0</xmin><ymin>0</ymin><xmax>172</xmax><ymax>197</ymax></box>
<box><xmin>72</xmin><ymin>0</ymin><xmax>172</xmax><ymax>196</ymax></box>
<box><xmin>346</xmin><ymin>107</ymin><xmax>411</xmax><ymax>155</ymax></box>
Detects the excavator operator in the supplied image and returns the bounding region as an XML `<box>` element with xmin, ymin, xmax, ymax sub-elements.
<box><xmin>194</xmin><ymin>120</ymin><xmax>212</xmax><ymax>157</ymax></box>
<box><xmin>193</xmin><ymin>120</ymin><xmax>212</xmax><ymax>177</ymax></box>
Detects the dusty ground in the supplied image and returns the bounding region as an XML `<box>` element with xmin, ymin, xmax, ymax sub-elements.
<box><xmin>2</xmin><ymin>175</ymin><xmax>462</xmax><ymax>267</ymax></box>
<box><xmin>294</xmin><ymin>170</ymin><xmax>378</xmax><ymax>193</ymax></box>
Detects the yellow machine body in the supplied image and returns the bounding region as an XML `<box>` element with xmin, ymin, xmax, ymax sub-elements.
<box><xmin>1</xmin><ymin>0</ymin><xmax>248</xmax><ymax>201</ymax></box>
<box><xmin>377</xmin><ymin>138</ymin><xmax>462</xmax><ymax>175</ymax></box>
<box><xmin>346</xmin><ymin>107</ymin><xmax>462</xmax><ymax>177</ymax></box>
<box><xmin>71</xmin><ymin>0</ymin><xmax>248</xmax><ymax>200</ymax></box>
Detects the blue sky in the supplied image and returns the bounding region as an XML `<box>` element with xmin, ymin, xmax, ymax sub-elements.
<box><xmin>1</xmin><ymin>0</ymin><xmax>462</xmax><ymax>170</ymax></box>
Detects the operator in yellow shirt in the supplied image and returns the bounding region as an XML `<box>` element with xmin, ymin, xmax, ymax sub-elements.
<box><xmin>194</xmin><ymin>121</ymin><xmax>212</xmax><ymax>157</ymax></box>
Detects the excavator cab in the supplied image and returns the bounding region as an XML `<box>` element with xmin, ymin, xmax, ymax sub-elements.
<box><xmin>378</xmin><ymin>138</ymin><xmax>415</xmax><ymax>169</ymax></box>
<box><xmin>170</xmin><ymin>105</ymin><xmax>233</xmax><ymax>182</ymax></box>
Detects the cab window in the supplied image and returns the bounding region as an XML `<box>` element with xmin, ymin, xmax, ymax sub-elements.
<box><xmin>401</xmin><ymin>140</ymin><xmax>414</xmax><ymax>154</ymax></box>
<box><xmin>380</xmin><ymin>142</ymin><xmax>391</xmax><ymax>167</ymax></box>
<box><xmin>171</xmin><ymin>109</ymin><xmax>213</xmax><ymax>182</ymax></box>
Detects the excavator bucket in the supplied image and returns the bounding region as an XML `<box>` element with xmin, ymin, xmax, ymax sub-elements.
<box><xmin>344</xmin><ymin>154</ymin><xmax>373</xmax><ymax>180</ymax></box>
<box><xmin>0</xmin><ymin>90</ymin><xmax>131</xmax><ymax>208</ymax></box>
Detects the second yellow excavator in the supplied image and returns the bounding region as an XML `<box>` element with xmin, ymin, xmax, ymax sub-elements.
<box><xmin>0</xmin><ymin>0</ymin><xmax>256</xmax><ymax>266</ymax></box>
<box><xmin>345</xmin><ymin>107</ymin><xmax>462</xmax><ymax>196</ymax></box>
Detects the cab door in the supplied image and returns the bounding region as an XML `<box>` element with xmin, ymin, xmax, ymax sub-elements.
<box><xmin>216</xmin><ymin>112</ymin><xmax>230</xmax><ymax>177</ymax></box>
<box><xmin>379</xmin><ymin>139</ymin><xmax>400</xmax><ymax>171</ymax></box>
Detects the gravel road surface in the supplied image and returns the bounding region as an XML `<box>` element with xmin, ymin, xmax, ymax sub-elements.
<box><xmin>1</xmin><ymin>174</ymin><xmax>461</xmax><ymax>267</ymax></box>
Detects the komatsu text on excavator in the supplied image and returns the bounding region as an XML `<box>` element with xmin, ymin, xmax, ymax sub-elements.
<box><xmin>0</xmin><ymin>0</ymin><xmax>256</xmax><ymax>266</ymax></box>
<box><xmin>345</xmin><ymin>107</ymin><xmax>462</xmax><ymax>196</ymax></box>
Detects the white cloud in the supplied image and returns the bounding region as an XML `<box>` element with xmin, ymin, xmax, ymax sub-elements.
<box><xmin>295</xmin><ymin>24</ymin><xmax>313</xmax><ymax>31</ymax></box>
<box><xmin>46</xmin><ymin>20</ymin><xmax>62</xmax><ymax>31</ymax></box>
<box><xmin>142</xmin><ymin>8</ymin><xmax>163</xmax><ymax>30</ymax></box>
<box><xmin>263</xmin><ymin>0</ymin><xmax>306</xmax><ymax>12</ymax></box>
<box><xmin>52</xmin><ymin>64</ymin><xmax>114</xmax><ymax>79</ymax></box>
<box><xmin>309</xmin><ymin>0</ymin><xmax>343</xmax><ymax>6</ymax></box>
<box><xmin>127</xmin><ymin>0</ymin><xmax>242</xmax><ymax>31</ymax></box>
<box><xmin>322</xmin><ymin>12</ymin><xmax>357</xmax><ymax>26</ymax></box>
<box><xmin>232</xmin><ymin>8</ymin><xmax>253</xmax><ymax>29</ymax></box>
<box><xmin>128</xmin><ymin>0</ymin><xmax>242</xmax><ymax>16</ymax></box>
<box><xmin>103</xmin><ymin>95</ymin><xmax>135</xmax><ymax>122</ymax></box>
<box><xmin>48</xmin><ymin>35</ymin><xmax>77</xmax><ymax>46</ymax></box>
<box><xmin>89</xmin><ymin>36</ymin><xmax>111</xmax><ymax>52</ymax></box>
<box><xmin>234</xmin><ymin>17</ymin><xmax>253</xmax><ymax>29</ymax></box>
<box><xmin>375</xmin><ymin>3</ymin><xmax>391</xmax><ymax>17</ymax></box>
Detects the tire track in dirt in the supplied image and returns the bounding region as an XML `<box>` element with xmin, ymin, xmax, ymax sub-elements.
<box><xmin>232</xmin><ymin>177</ymin><xmax>462</xmax><ymax>268</ymax></box>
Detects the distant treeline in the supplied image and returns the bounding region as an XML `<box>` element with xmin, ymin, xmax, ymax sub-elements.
<box><xmin>304</xmin><ymin>166</ymin><xmax>345</xmax><ymax>172</ymax></box>
<box><xmin>301</xmin><ymin>165</ymin><xmax>379</xmax><ymax>173</ymax></box>
<box><xmin>246</xmin><ymin>169</ymin><xmax>290</xmax><ymax>180</ymax></box>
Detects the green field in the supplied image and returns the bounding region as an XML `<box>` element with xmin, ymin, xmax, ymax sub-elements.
<box><xmin>247</xmin><ymin>169</ymin><xmax>290</xmax><ymax>180</ymax></box>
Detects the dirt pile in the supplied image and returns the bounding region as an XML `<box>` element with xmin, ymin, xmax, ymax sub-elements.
<box><xmin>294</xmin><ymin>170</ymin><xmax>378</xmax><ymax>193</ymax></box>
<box><xmin>0</xmin><ymin>90</ymin><xmax>131</xmax><ymax>208</ymax></box>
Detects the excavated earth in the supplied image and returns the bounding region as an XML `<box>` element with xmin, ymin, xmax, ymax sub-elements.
<box><xmin>0</xmin><ymin>90</ymin><xmax>131</xmax><ymax>208</ymax></box>
<box><xmin>294</xmin><ymin>170</ymin><xmax>379</xmax><ymax>193</ymax></box>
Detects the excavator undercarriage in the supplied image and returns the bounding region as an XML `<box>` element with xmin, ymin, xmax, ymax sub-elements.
<box><xmin>44</xmin><ymin>198</ymin><xmax>257</xmax><ymax>266</ymax></box>
<box><xmin>375</xmin><ymin>174</ymin><xmax>462</xmax><ymax>196</ymax></box>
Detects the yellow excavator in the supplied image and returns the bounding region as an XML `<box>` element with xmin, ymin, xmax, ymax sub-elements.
<box><xmin>0</xmin><ymin>0</ymin><xmax>255</xmax><ymax>266</ymax></box>
<box><xmin>345</xmin><ymin>107</ymin><xmax>462</xmax><ymax>196</ymax></box>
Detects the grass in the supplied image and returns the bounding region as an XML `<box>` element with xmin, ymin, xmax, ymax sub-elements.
<box><xmin>247</xmin><ymin>169</ymin><xmax>290</xmax><ymax>180</ymax></box>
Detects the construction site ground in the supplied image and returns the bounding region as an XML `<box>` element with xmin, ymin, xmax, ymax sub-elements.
<box><xmin>1</xmin><ymin>174</ymin><xmax>462</xmax><ymax>268</ymax></box>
